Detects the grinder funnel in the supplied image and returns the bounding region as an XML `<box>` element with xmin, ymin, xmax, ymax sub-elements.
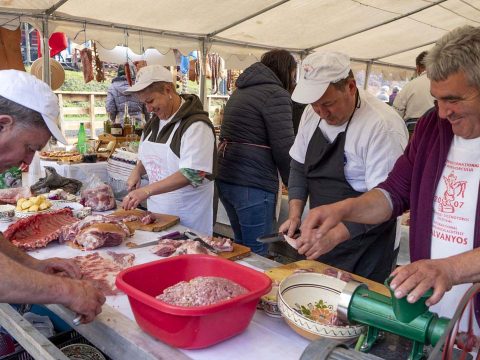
<box><xmin>385</xmin><ymin>276</ymin><xmax>433</xmax><ymax>323</ymax></box>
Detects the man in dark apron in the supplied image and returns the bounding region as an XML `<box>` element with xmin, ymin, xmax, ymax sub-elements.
<box><xmin>280</xmin><ymin>52</ymin><xmax>408</xmax><ymax>283</ymax></box>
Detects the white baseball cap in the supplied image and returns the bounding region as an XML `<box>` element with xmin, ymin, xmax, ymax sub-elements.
<box><xmin>0</xmin><ymin>70</ymin><xmax>67</xmax><ymax>144</ymax></box>
<box><xmin>292</xmin><ymin>52</ymin><xmax>351</xmax><ymax>104</ymax></box>
<box><xmin>125</xmin><ymin>65</ymin><xmax>173</xmax><ymax>93</ymax></box>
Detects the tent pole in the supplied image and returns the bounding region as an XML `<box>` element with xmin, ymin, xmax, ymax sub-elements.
<box><xmin>364</xmin><ymin>61</ymin><xmax>372</xmax><ymax>91</ymax></box>
<box><xmin>199</xmin><ymin>38</ymin><xmax>208</xmax><ymax>111</ymax></box>
<box><xmin>41</xmin><ymin>16</ymin><xmax>51</xmax><ymax>87</ymax></box>
<box><xmin>24</xmin><ymin>23</ymin><xmax>31</xmax><ymax>65</ymax></box>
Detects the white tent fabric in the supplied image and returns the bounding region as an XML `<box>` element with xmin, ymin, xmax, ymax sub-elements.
<box><xmin>1</xmin><ymin>0</ymin><xmax>480</xmax><ymax>68</ymax></box>
<box><xmin>96</xmin><ymin>46</ymin><xmax>177</xmax><ymax>66</ymax></box>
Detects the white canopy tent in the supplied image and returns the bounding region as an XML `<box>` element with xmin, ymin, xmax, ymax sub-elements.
<box><xmin>1</xmin><ymin>0</ymin><xmax>479</xmax><ymax>100</ymax></box>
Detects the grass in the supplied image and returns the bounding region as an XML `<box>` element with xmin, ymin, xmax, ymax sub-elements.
<box><xmin>53</xmin><ymin>67</ymin><xmax>216</xmax><ymax>123</ymax></box>
<box><xmin>60</xmin><ymin>68</ymin><xmax>113</xmax><ymax>92</ymax></box>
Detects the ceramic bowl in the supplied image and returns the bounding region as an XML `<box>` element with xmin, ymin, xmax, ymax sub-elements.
<box><xmin>0</xmin><ymin>205</ymin><xmax>15</xmax><ymax>222</ymax></box>
<box><xmin>278</xmin><ymin>273</ymin><xmax>365</xmax><ymax>342</ymax></box>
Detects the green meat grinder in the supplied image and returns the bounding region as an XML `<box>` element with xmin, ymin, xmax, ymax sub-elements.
<box><xmin>336</xmin><ymin>278</ymin><xmax>450</xmax><ymax>360</ymax></box>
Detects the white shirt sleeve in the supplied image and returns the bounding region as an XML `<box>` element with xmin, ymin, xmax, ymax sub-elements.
<box><xmin>289</xmin><ymin>106</ymin><xmax>318</xmax><ymax>164</ymax></box>
<box><xmin>364</xmin><ymin>125</ymin><xmax>406</xmax><ymax>190</ymax></box>
<box><xmin>179</xmin><ymin>122</ymin><xmax>215</xmax><ymax>173</ymax></box>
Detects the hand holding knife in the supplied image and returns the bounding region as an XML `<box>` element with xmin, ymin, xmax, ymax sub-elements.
<box><xmin>257</xmin><ymin>229</ymin><xmax>301</xmax><ymax>249</ymax></box>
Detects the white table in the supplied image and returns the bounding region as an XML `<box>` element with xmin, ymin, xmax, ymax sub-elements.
<box><xmin>38</xmin><ymin>160</ymin><xmax>109</xmax><ymax>184</ymax></box>
<box><xmin>26</xmin><ymin>153</ymin><xmax>109</xmax><ymax>186</ymax></box>
<box><xmin>0</xmin><ymin>219</ymin><xmax>310</xmax><ymax>360</ymax></box>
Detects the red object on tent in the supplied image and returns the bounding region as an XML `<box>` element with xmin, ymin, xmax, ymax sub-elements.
<box><xmin>37</xmin><ymin>31</ymin><xmax>68</xmax><ymax>58</ymax></box>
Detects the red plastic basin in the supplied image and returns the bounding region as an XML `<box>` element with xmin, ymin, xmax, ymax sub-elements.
<box><xmin>116</xmin><ymin>254</ymin><xmax>272</xmax><ymax>349</ymax></box>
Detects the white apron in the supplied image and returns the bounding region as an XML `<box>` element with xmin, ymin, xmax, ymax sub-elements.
<box><xmin>138</xmin><ymin>123</ymin><xmax>214</xmax><ymax>235</ymax></box>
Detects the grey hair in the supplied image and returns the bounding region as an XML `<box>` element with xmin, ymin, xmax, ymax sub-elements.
<box><xmin>426</xmin><ymin>25</ymin><xmax>480</xmax><ymax>88</ymax></box>
<box><xmin>0</xmin><ymin>95</ymin><xmax>49</xmax><ymax>132</ymax></box>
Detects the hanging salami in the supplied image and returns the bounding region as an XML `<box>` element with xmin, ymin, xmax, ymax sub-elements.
<box><xmin>79</xmin><ymin>48</ymin><xmax>94</xmax><ymax>83</ymax></box>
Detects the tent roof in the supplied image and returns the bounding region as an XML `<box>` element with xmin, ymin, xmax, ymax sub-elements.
<box><xmin>1</xmin><ymin>0</ymin><xmax>479</xmax><ymax>68</ymax></box>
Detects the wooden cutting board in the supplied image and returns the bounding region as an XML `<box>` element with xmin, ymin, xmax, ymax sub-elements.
<box><xmin>218</xmin><ymin>243</ymin><xmax>251</xmax><ymax>261</ymax></box>
<box><xmin>111</xmin><ymin>209</ymin><xmax>180</xmax><ymax>232</ymax></box>
<box><xmin>265</xmin><ymin>260</ymin><xmax>390</xmax><ymax>297</ymax></box>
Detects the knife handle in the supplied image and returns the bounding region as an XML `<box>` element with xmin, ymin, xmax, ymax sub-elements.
<box><xmin>159</xmin><ymin>231</ymin><xmax>181</xmax><ymax>240</ymax></box>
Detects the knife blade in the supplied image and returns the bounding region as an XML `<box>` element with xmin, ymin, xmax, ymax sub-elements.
<box><xmin>184</xmin><ymin>230</ymin><xmax>219</xmax><ymax>254</ymax></box>
<box><xmin>257</xmin><ymin>230</ymin><xmax>301</xmax><ymax>244</ymax></box>
<box><xmin>129</xmin><ymin>231</ymin><xmax>181</xmax><ymax>248</ymax></box>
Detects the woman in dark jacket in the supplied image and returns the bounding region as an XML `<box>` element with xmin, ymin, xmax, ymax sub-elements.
<box><xmin>217</xmin><ymin>49</ymin><xmax>296</xmax><ymax>255</ymax></box>
<box><xmin>105</xmin><ymin>65</ymin><xmax>147</xmax><ymax>124</ymax></box>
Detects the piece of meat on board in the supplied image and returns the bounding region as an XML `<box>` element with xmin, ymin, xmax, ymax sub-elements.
<box><xmin>173</xmin><ymin>240</ymin><xmax>215</xmax><ymax>256</ymax></box>
<box><xmin>76</xmin><ymin>222</ymin><xmax>130</xmax><ymax>250</ymax></box>
<box><xmin>201</xmin><ymin>236</ymin><xmax>234</xmax><ymax>252</ymax></box>
<box><xmin>323</xmin><ymin>267</ymin><xmax>354</xmax><ymax>283</ymax></box>
<box><xmin>150</xmin><ymin>239</ymin><xmax>180</xmax><ymax>257</ymax></box>
<box><xmin>4</xmin><ymin>208</ymin><xmax>78</xmax><ymax>250</ymax></box>
<box><xmin>60</xmin><ymin>215</ymin><xmax>132</xmax><ymax>245</ymax></box>
<box><xmin>73</xmin><ymin>251</ymin><xmax>135</xmax><ymax>296</ymax></box>
<box><xmin>107</xmin><ymin>210</ymin><xmax>156</xmax><ymax>225</ymax></box>
<box><xmin>150</xmin><ymin>239</ymin><xmax>216</xmax><ymax>257</ymax></box>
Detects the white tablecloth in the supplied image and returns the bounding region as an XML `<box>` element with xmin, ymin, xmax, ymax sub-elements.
<box><xmin>27</xmin><ymin>155</ymin><xmax>108</xmax><ymax>186</ymax></box>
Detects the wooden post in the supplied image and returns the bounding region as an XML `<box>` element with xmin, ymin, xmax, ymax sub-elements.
<box><xmin>89</xmin><ymin>93</ymin><xmax>95</xmax><ymax>138</ymax></box>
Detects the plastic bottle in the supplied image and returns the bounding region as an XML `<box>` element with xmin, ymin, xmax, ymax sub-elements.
<box><xmin>77</xmin><ymin>122</ymin><xmax>87</xmax><ymax>154</ymax></box>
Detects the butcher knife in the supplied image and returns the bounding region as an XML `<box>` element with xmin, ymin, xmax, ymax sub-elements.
<box><xmin>183</xmin><ymin>230</ymin><xmax>219</xmax><ymax>254</ymax></box>
<box><xmin>257</xmin><ymin>230</ymin><xmax>301</xmax><ymax>244</ymax></box>
<box><xmin>129</xmin><ymin>231</ymin><xmax>182</xmax><ymax>249</ymax></box>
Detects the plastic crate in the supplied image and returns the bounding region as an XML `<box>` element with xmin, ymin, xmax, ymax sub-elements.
<box><xmin>0</xmin><ymin>330</ymin><xmax>110</xmax><ymax>360</ymax></box>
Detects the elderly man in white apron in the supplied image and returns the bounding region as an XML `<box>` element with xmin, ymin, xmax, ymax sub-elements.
<box><xmin>122</xmin><ymin>65</ymin><xmax>216</xmax><ymax>235</ymax></box>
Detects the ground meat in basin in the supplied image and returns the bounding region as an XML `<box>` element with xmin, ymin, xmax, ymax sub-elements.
<box><xmin>157</xmin><ymin>276</ymin><xmax>248</xmax><ymax>307</ymax></box>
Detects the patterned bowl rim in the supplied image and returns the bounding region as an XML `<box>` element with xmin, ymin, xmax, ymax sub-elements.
<box><xmin>278</xmin><ymin>273</ymin><xmax>365</xmax><ymax>338</ymax></box>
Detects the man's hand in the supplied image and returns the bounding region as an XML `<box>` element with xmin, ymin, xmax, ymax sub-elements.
<box><xmin>127</xmin><ymin>171</ymin><xmax>142</xmax><ymax>192</ymax></box>
<box><xmin>31</xmin><ymin>258</ymin><xmax>81</xmax><ymax>279</ymax></box>
<box><xmin>279</xmin><ymin>216</ymin><xmax>301</xmax><ymax>237</ymax></box>
<box><xmin>122</xmin><ymin>188</ymin><xmax>149</xmax><ymax>210</ymax></box>
<box><xmin>300</xmin><ymin>204</ymin><xmax>345</xmax><ymax>244</ymax></box>
<box><xmin>64</xmin><ymin>280</ymin><xmax>106</xmax><ymax>324</ymax></box>
<box><xmin>389</xmin><ymin>259</ymin><xmax>455</xmax><ymax>306</ymax></box>
<box><xmin>297</xmin><ymin>223</ymin><xmax>350</xmax><ymax>259</ymax></box>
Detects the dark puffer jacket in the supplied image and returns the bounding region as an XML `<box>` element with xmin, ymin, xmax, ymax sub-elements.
<box><xmin>105</xmin><ymin>75</ymin><xmax>146</xmax><ymax>120</ymax></box>
<box><xmin>217</xmin><ymin>62</ymin><xmax>295</xmax><ymax>194</ymax></box>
